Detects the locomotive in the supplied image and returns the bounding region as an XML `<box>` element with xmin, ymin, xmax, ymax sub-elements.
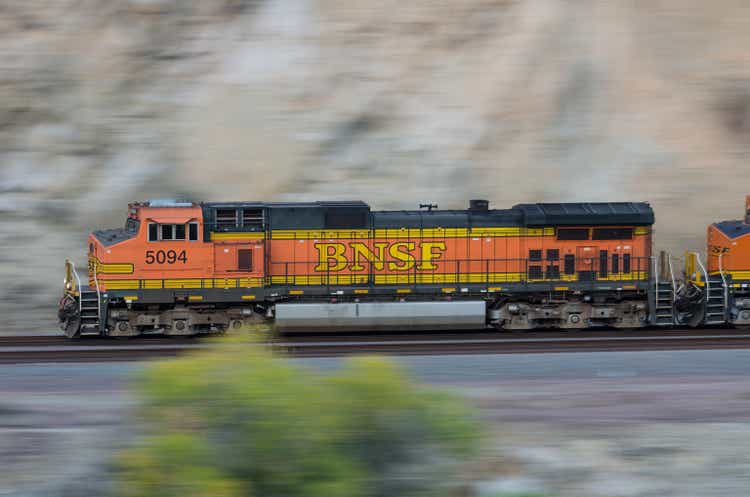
<box><xmin>57</xmin><ymin>196</ymin><xmax>750</xmax><ymax>337</ymax></box>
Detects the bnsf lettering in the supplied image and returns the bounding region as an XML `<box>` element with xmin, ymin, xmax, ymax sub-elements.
<box><xmin>710</xmin><ymin>245</ymin><xmax>730</xmax><ymax>255</ymax></box>
<box><xmin>314</xmin><ymin>241</ymin><xmax>446</xmax><ymax>272</ymax></box>
<box><xmin>145</xmin><ymin>250</ymin><xmax>188</xmax><ymax>265</ymax></box>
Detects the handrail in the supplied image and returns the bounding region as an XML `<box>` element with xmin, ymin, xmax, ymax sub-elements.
<box><xmin>693</xmin><ymin>251</ymin><xmax>710</xmax><ymax>299</ymax></box>
<box><xmin>69</xmin><ymin>260</ymin><xmax>83</xmax><ymax>316</ymax></box>
<box><xmin>668</xmin><ymin>254</ymin><xmax>677</xmax><ymax>302</ymax></box>
<box><xmin>93</xmin><ymin>262</ymin><xmax>101</xmax><ymax>326</ymax></box>
<box><xmin>718</xmin><ymin>252</ymin><xmax>729</xmax><ymax>309</ymax></box>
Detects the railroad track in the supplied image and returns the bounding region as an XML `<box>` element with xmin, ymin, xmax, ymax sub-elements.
<box><xmin>3</xmin><ymin>329</ymin><xmax>750</xmax><ymax>363</ymax></box>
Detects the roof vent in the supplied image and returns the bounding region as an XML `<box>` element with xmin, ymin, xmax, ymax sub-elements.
<box><xmin>469</xmin><ymin>199</ymin><xmax>489</xmax><ymax>211</ymax></box>
<box><xmin>148</xmin><ymin>199</ymin><xmax>194</xmax><ymax>208</ymax></box>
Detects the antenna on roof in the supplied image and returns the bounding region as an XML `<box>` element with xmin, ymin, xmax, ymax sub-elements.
<box><xmin>419</xmin><ymin>203</ymin><xmax>438</xmax><ymax>212</ymax></box>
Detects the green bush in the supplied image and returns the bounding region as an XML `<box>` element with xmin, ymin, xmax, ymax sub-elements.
<box><xmin>117</xmin><ymin>336</ymin><xmax>481</xmax><ymax>497</ymax></box>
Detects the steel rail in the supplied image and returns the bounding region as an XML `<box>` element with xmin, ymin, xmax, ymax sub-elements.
<box><xmin>3</xmin><ymin>330</ymin><xmax>750</xmax><ymax>363</ymax></box>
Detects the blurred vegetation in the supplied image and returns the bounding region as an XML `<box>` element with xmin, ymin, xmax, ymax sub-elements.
<box><xmin>117</xmin><ymin>335</ymin><xmax>482</xmax><ymax>497</ymax></box>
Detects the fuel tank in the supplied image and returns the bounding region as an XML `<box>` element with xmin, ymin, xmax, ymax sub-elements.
<box><xmin>274</xmin><ymin>301</ymin><xmax>487</xmax><ymax>332</ymax></box>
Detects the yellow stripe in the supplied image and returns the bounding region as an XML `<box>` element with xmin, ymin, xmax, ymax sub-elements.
<box><xmin>100</xmin><ymin>280</ymin><xmax>140</xmax><ymax>290</ymax></box>
<box><xmin>242</xmin><ymin>295</ymin><xmax>257</xmax><ymax>300</ymax></box>
<box><xmin>354</xmin><ymin>289</ymin><xmax>369</xmax><ymax>294</ymax></box>
<box><xmin>270</xmin><ymin>275</ymin><xmax>369</xmax><ymax>285</ymax></box>
<box><xmin>101</xmin><ymin>277</ymin><xmax>263</xmax><ymax>290</ymax></box>
<box><xmin>715</xmin><ymin>271</ymin><xmax>750</xmax><ymax>280</ymax></box>
<box><xmin>210</xmin><ymin>232</ymin><xmax>265</xmax><ymax>241</ymax></box>
<box><xmin>101</xmin><ymin>271</ymin><xmax>647</xmax><ymax>290</ymax></box>
<box><xmin>271</xmin><ymin>227</ymin><xmax>558</xmax><ymax>240</ymax></box>
<box><xmin>554</xmin><ymin>286</ymin><xmax>569</xmax><ymax>291</ymax></box>
<box><xmin>271</xmin><ymin>230</ymin><xmax>370</xmax><ymax>240</ymax></box>
<box><xmin>288</xmin><ymin>290</ymin><xmax>304</xmax><ymax>295</ymax></box>
<box><xmin>488</xmin><ymin>287</ymin><xmax>503</xmax><ymax>292</ymax></box>
<box><xmin>396</xmin><ymin>288</ymin><xmax>412</xmax><ymax>294</ymax></box>
<box><xmin>596</xmin><ymin>273</ymin><xmax>648</xmax><ymax>281</ymax></box>
<box><xmin>188</xmin><ymin>295</ymin><xmax>203</xmax><ymax>301</ymax></box>
<box><xmin>90</xmin><ymin>257</ymin><xmax>134</xmax><ymax>275</ymax></box>
<box><xmin>441</xmin><ymin>287</ymin><xmax>456</xmax><ymax>293</ymax></box>
<box><xmin>634</xmin><ymin>227</ymin><xmax>649</xmax><ymax>235</ymax></box>
<box><xmin>123</xmin><ymin>295</ymin><xmax>138</xmax><ymax>301</ymax></box>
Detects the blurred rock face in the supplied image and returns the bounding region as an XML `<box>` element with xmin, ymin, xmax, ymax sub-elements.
<box><xmin>0</xmin><ymin>0</ymin><xmax>749</xmax><ymax>332</ymax></box>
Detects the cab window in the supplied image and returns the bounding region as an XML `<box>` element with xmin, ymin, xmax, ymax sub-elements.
<box><xmin>149</xmin><ymin>223</ymin><xmax>195</xmax><ymax>241</ymax></box>
<box><xmin>148</xmin><ymin>223</ymin><xmax>158</xmax><ymax>241</ymax></box>
<box><xmin>189</xmin><ymin>223</ymin><xmax>199</xmax><ymax>241</ymax></box>
<box><xmin>161</xmin><ymin>224</ymin><xmax>174</xmax><ymax>240</ymax></box>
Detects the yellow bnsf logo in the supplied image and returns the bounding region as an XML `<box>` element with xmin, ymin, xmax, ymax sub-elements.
<box><xmin>314</xmin><ymin>241</ymin><xmax>446</xmax><ymax>272</ymax></box>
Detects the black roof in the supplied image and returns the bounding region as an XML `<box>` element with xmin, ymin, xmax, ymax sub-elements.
<box><xmin>513</xmin><ymin>202</ymin><xmax>654</xmax><ymax>226</ymax></box>
<box><xmin>198</xmin><ymin>200</ymin><xmax>654</xmax><ymax>229</ymax></box>
<box><xmin>714</xmin><ymin>220</ymin><xmax>750</xmax><ymax>239</ymax></box>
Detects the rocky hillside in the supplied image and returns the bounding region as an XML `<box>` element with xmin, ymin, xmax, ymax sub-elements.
<box><xmin>1</xmin><ymin>0</ymin><xmax>749</xmax><ymax>333</ymax></box>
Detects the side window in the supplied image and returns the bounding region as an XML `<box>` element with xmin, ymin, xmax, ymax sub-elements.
<box><xmin>175</xmin><ymin>224</ymin><xmax>186</xmax><ymax>240</ymax></box>
<box><xmin>546</xmin><ymin>249</ymin><xmax>559</xmax><ymax>261</ymax></box>
<box><xmin>623</xmin><ymin>254</ymin><xmax>631</xmax><ymax>273</ymax></box>
<box><xmin>238</xmin><ymin>249</ymin><xmax>253</xmax><ymax>271</ymax></box>
<box><xmin>612</xmin><ymin>254</ymin><xmax>620</xmax><ymax>274</ymax></box>
<box><xmin>528</xmin><ymin>249</ymin><xmax>542</xmax><ymax>262</ymax></box>
<box><xmin>189</xmin><ymin>223</ymin><xmax>199</xmax><ymax>241</ymax></box>
<box><xmin>148</xmin><ymin>223</ymin><xmax>158</xmax><ymax>242</ymax></box>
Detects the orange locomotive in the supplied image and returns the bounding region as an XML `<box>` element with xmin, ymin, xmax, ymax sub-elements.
<box><xmin>59</xmin><ymin>199</ymin><xmax>656</xmax><ymax>337</ymax></box>
<box><xmin>678</xmin><ymin>195</ymin><xmax>750</xmax><ymax>329</ymax></box>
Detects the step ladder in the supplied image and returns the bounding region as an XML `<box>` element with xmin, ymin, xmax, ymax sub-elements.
<box><xmin>653</xmin><ymin>252</ymin><xmax>675</xmax><ymax>326</ymax></box>
<box><xmin>694</xmin><ymin>252</ymin><xmax>727</xmax><ymax>326</ymax></box>
<box><xmin>79</xmin><ymin>288</ymin><xmax>102</xmax><ymax>335</ymax></box>
<box><xmin>704</xmin><ymin>275</ymin><xmax>727</xmax><ymax>325</ymax></box>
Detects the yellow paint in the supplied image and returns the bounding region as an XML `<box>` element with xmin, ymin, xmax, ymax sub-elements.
<box><xmin>188</xmin><ymin>295</ymin><xmax>203</xmax><ymax>301</ymax></box>
<box><xmin>271</xmin><ymin>227</ymin><xmax>558</xmax><ymax>240</ymax></box>
<box><xmin>388</xmin><ymin>242</ymin><xmax>416</xmax><ymax>270</ymax></box>
<box><xmin>288</xmin><ymin>290</ymin><xmax>304</xmax><ymax>295</ymax></box>
<box><xmin>270</xmin><ymin>274</ymin><xmax>369</xmax><ymax>285</ymax></box>
<box><xmin>349</xmin><ymin>242</ymin><xmax>388</xmax><ymax>271</ymax></box>
<box><xmin>441</xmin><ymin>287</ymin><xmax>456</xmax><ymax>293</ymax></box>
<box><xmin>354</xmin><ymin>289</ymin><xmax>369</xmax><ymax>294</ymax></box>
<box><xmin>90</xmin><ymin>257</ymin><xmax>134</xmax><ymax>275</ymax></box>
<box><xmin>488</xmin><ymin>287</ymin><xmax>503</xmax><ymax>292</ymax></box>
<box><xmin>100</xmin><ymin>277</ymin><xmax>263</xmax><ymax>290</ymax></box>
<box><xmin>554</xmin><ymin>286</ymin><xmax>569</xmax><ymax>291</ymax></box>
<box><xmin>716</xmin><ymin>270</ymin><xmax>750</xmax><ymax>280</ymax></box>
<box><xmin>417</xmin><ymin>241</ymin><xmax>447</xmax><ymax>270</ymax></box>
<box><xmin>314</xmin><ymin>243</ymin><xmax>348</xmax><ymax>271</ymax></box>
<box><xmin>396</xmin><ymin>288</ymin><xmax>412</xmax><ymax>294</ymax></box>
<box><xmin>241</xmin><ymin>295</ymin><xmax>257</xmax><ymax>300</ymax></box>
<box><xmin>123</xmin><ymin>295</ymin><xmax>139</xmax><ymax>301</ymax></box>
<box><xmin>210</xmin><ymin>232</ymin><xmax>265</xmax><ymax>241</ymax></box>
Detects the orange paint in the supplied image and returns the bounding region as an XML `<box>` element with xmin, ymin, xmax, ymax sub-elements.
<box><xmin>90</xmin><ymin>202</ymin><xmax>652</xmax><ymax>290</ymax></box>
